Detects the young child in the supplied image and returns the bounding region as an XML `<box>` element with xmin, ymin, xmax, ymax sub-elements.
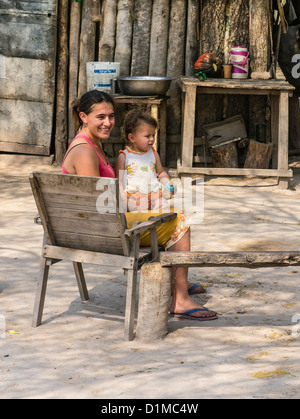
<box><xmin>115</xmin><ymin>109</ymin><xmax>174</xmax><ymax>212</ymax></box>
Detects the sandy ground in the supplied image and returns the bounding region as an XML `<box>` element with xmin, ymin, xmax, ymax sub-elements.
<box><xmin>0</xmin><ymin>154</ymin><xmax>300</xmax><ymax>399</ymax></box>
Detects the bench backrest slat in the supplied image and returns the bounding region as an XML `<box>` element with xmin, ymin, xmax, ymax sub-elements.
<box><xmin>30</xmin><ymin>172</ymin><xmax>128</xmax><ymax>255</ymax></box>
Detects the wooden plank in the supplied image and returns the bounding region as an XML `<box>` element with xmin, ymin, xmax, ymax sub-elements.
<box><xmin>73</xmin><ymin>262</ymin><xmax>89</xmax><ymax>302</ymax></box>
<box><xmin>29</xmin><ymin>174</ymin><xmax>56</xmax><ymax>245</ymax></box>
<box><xmin>179</xmin><ymin>77</ymin><xmax>295</xmax><ymax>92</ymax></box>
<box><xmin>44</xmin><ymin>193</ymin><xmax>109</xmax><ymax>211</ymax></box>
<box><xmin>204</xmin><ymin>115</ymin><xmax>247</xmax><ymax>146</ymax></box>
<box><xmin>0</xmin><ymin>57</ymin><xmax>55</xmax><ymax>102</ymax></box>
<box><xmin>160</xmin><ymin>251</ymin><xmax>300</xmax><ymax>267</ymax></box>
<box><xmin>49</xmin><ymin>216</ymin><xmax>122</xmax><ymax>237</ymax></box>
<box><xmin>177</xmin><ymin>164</ymin><xmax>293</xmax><ymax>178</ymax></box>
<box><xmin>125</xmin><ymin>213</ymin><xmax>177</xmax><ymax>236</ymax></box>
<box><xmin>0</xmin><ymin>2</ymin><xmax>56</xmax><ymax>157</ymax></box>
<box><xmin>0</xmin><ymin>142</ymin><xmax>50</xmax><ymax>156</ymax></box>
<box><xmin>51</xmin><ymin>231</ymin><xmax>125</xmax><ymax>255</ymax></box>
<box><xmin>35</xmin><ymin>172</ymin><xmax>117</xmax><ymax>194</ymax></box>
<box><xmin>159</xmin><ymin>100</ymin><xmax>167</xmax><ymax>166</ymax></box>
<box><xmin>0</xmin><ymin>100</ymin><xmax>53</xmax><ymax>149</ymax></box>
<box><xmin>277</xmin><ymin>91</ymin><xmax>290</xmax><ymax>189</ymax></box>
<box><xmin>44</xmin><ymin>245</ymin><xmax>134</xmax><ymax>269</ymax></box>
<box><xmin>0</xmin><ymin>5</ymin><xmax>57</xmax><ymax>59</ymax></box>
<box><xmin>151</xmin><ymin>104</ymin><xmax>159</xmax><ymax>151</ymax></box>
<box><xmin>197</xmin><ymin>87</ymin><xmax>281</xmax><ymax>96</ymax></box>
<box><xmin>124</xmin><ymin>234</ymin><xmax>140</xmax><ymax>341</ymax></box>
<box><xmin>47</xmin><ymin>207</ymin><xmax>120</xmax><ymax>222</ymax></box>
<box><xmin>113</xmin><ymin>95</ymin><xmax>167</xmax><ymax>104</ymax></box>
<box><xmin>181</xmin><ymin>84</ymin><xmax>197</xmax><ymax>167</ymax></box>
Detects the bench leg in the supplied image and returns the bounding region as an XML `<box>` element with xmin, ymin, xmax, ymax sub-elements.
<box><xmin>73</xmin><ymin>262</ymin><xmax>89</xmax><ymax>301</ymax></box>
<box><xmin>123</xmin><ymin>268</ymin><xmax>138</xmax><ymax>341</ymax></box>
<box><xmin>124</xmin><ymin>235</ymin><xmax>140</xmax><ymax>341</ymax></box>
<box><xmin>32</xmin><ymin>256</ymin><xmax>50</xmax><ymax>327</ymax></box>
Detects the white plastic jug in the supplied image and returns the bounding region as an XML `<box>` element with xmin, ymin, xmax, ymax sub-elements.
<box><xmin>86</xmin><ymin>62</ymin><xmax>120</xmax><ymax>92</ymax></box>
<box><xmin>229</xmin><ymin>46</ymin><xmax>249</xmax><ymax>79</ymax></box>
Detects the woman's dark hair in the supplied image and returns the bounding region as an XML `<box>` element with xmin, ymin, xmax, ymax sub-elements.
<box><xmin>71</xmin><ymin>90</ymin><xmax>114</xmax><ymax>132</ymax></box>
<box><xmin>123</xmin><ymin>109</ymin><xmax>158</xmax><ymax>143</ymax></box>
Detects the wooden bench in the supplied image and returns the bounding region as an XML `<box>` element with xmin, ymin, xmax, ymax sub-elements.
<box><xmin>29</xmin><ymin>172</ymin><xmax>176</xmax><ymax>341</ymax></box>
<box><xmin>136</xmin><ymin>250</ymin><xmax>300</xmax><ymax>340</ymax></box>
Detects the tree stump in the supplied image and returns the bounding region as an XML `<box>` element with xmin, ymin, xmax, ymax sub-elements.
<box><xmin>244</xmin><ymin>139</ymin><xmax>273</xmax><ymax>169</ymax></box>
<box><xmin>136</xmin><ymin>262</ymin><xmax>171</xmax><ymax>341</ymax></box>
<box><xmin>210</xmin><ymin>140</ymin><xmax>239</xmax><ymax>168</ymax></box>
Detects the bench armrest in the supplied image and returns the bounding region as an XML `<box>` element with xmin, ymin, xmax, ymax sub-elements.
<box><xmin>124</xmin><ymin>212</ymin><xmax>177</xmax><ymax>236</ymax></box>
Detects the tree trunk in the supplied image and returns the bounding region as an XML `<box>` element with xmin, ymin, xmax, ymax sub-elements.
<box><xmin>244</xmin><ymin>139</ymin><xmax>273</xmax><ymax>169</ymax></box>
<box><xmin>55</xmin><ymin>0</ymin><xmax>69</xmax><ymax>163</ymax></box>
<box><xmin>68</xmin><ymin>0</ymin><xmax>82</xmax><ymax>143</ymax></box>
<box><xmin>114</xmin><ymin>0</ymin><xmax>134</xmax><ymax>76</ymax></box>
<box><xmin>249</xmin><ymin>0</ymin><xmax>270</xmax><ymax>74</ymax></box>
<box><xmin>78</xmin><ymin>0</ymin><xmax>96</xmax><ymax>98</ymax></box>
<box><xmin>222</xmin><ymin>0</ymin><xmax>249</xmax><ymax>121</ymax></box>
<box><xmin>195</xmin><ymin>0</ymin><xmax>225</xmax><ymax>140</ymax></box>
<box><xmin>98</xmin><ymin>0</ymin><xmax>117</xmax><ymax>62</ymax></box>
<box><xmin>130</xmin><ymin>0</ymin><xmax>152</xmax><ymax>76</ymax></box>
<box><xmin>185</xmin><ymin>0</ymin><xmax>199</xmax><ymax>76</ymax></box>
<box><xmin>166</xmin><ymin>0</ymin><xmax>186</xmax><ymax>135</ymax></box>
<box><xmin>200</xmin><ymin>0</ymin><xmax>226</xmax><ymax>58</ymax></box>
<box><xmin>136</xmin><ymin>262</ymin><xmax>171</xmax><ymax>341</ymax></box>
<box><xmin>149</xmin><ymin>0</ymin><xmax>170</xmax><ymax>76</ymax></box>
<box><xmin>227</xmin><ymin>0</ymin><xmax>249</xmax><ymax>53</ymax></box>
<box><xmin>248</xmin><ymin>0</ymin><xmax>271</xmax><ymax>138</ymax></box>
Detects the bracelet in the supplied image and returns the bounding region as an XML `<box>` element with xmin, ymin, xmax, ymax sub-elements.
<box><xmin>165</xmin><ymin>181</ymin><xmax>175</xmax><ymax>191</ymax></box>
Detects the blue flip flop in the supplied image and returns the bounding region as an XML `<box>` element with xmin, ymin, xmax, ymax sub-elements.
<box><xmin>188</xmin><ymin>283</ymin><xmax>206</xmax><ymax>295</ymax></box>
<box><xmin>170</xmin><ymin>307</ymin><xmax>218</xmax><ymax>321</ymax></box>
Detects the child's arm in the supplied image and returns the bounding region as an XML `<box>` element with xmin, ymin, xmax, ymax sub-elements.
<box><xmin>154</xmin><ymin>150</ymin><xmax>175</xmax><ymax>195</ymax></box>
<box><xmin>154</xmin><ymin>150</ymin><xmax>169</xmax><ymax>185</ymax></box>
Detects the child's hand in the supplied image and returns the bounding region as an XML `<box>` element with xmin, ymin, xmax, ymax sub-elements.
<box><xmin>129</xmin><ymin>192</ymin><xmax>142</xmax><ymax>204</ymax></box>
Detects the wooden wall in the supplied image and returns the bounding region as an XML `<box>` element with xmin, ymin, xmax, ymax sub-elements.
<box><xmin>52</xmin><ymin>1</ymin><xmax>291</xmax><ymax>166</ymax></box>
<box><xmin>0</xmin><ymin>0</ymin><xmax>57</xmax><ymax>156</ymax></box>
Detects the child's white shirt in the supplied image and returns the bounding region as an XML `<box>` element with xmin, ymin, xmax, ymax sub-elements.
<box><xmin>120</xmin><ymin>146</ymin><xmax>161</xmax><ymax>194</ymax></box>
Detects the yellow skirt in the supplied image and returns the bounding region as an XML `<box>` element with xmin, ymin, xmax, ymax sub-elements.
<box><xmin>125</xmin><ymin>209</ymin><xmax>189</xmax><ymax>250</ymax></box>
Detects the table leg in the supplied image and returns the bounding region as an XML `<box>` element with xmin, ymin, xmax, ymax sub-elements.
<box><xmin>277</xmin><ymin>91</ymin><xmax>289</xmax><ymax>189</ymax></box>
<box><xmin>270</xmin><ymin>95</ymin><xmax>279</xmax><ymax>169</ymax></box>
<box><xmin>181</xmin><ymin>84</ymin><xmax>197</xmax><ymax>168</ymax></box>
<box><xmin>151</xmin><ymin>104</ymin><xmax>159</xmax><ymax>152</ymax></box>
<box><xmin>159</xmin><ymin>100</ymin><xmax>167</xmax><ymax>166</ymax></box>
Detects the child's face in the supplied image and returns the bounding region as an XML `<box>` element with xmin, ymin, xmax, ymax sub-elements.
<box><xmin>128</xmin><ymin>122</ymin><xmax>156</xmax><ymax>152</ymax></box>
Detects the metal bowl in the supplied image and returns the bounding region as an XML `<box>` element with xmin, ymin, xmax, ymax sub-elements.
<box><xmin>116</xmin><ymin>76</ymin><xmax>173</xmax><ymax>96</ymax></box>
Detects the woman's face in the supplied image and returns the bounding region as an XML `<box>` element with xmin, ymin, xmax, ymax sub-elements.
<box><xmin>80</xmin><ymin>101</ymin><xmax>115</xmax><ymax>141</ymax></box>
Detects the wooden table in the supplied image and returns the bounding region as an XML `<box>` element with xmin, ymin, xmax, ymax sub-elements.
<box><xmin>178</xmin><ymin>77</ymin><xmax>295</xmax><ymax>188</ymax></box>
<box><xmin>113</xmin><ymin>94</ymin><xmax>169</xmax><ymax>166</ymax></box>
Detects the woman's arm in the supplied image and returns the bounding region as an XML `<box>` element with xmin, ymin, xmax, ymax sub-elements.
<box><xmin>72</xmin><ymin>145</ymin><xmax>100</xmax><ymax>176</ymax></box>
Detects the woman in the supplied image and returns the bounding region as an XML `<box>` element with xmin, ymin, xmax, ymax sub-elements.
<box><xmin>62</xmin><ymin>90</ymin><xmax>217</xmax><ymax>321</ymax></box>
